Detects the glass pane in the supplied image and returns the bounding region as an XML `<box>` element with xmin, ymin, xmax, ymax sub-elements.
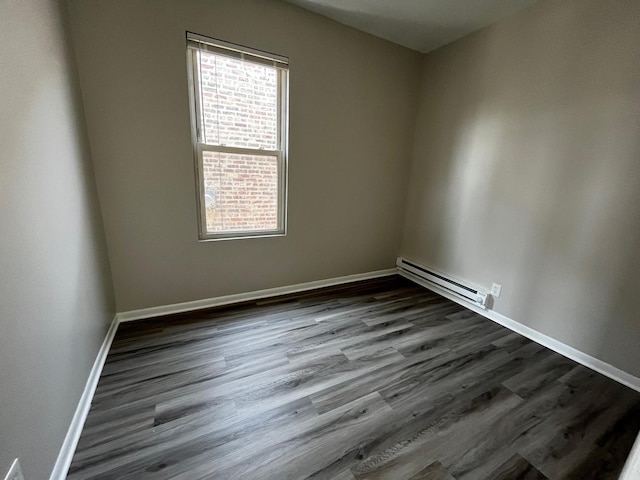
<box><xmin>199</xmin><ymin>51</ymin><xmax>278</xmax><ymax>150</ymax></box>
<box><xmin>202</xmin><ymin>151</ymin><xmax>279</xmax><ymax>233</ymax></box>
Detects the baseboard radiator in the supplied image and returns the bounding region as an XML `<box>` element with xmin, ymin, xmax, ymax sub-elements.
<box><xmin>396</xmin><ymin>257</ymin><xmax>489</xmax><ymax>309</ymax></box>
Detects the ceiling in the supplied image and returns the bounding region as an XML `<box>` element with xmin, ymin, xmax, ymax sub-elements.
<box><xmin>284</xmin><ymin>0</ymin><xmax>538</xmax><ymax>53</ymax></box>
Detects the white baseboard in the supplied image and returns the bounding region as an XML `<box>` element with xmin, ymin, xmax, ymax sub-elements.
<box><xmin>399</xmin><ymin>269</ymin><xmax>640</xmax><ymax>393</ymax></box>
<box><xmin>620</xmin><ymin>432</ymin><xmax>640</xmax><ymax>480</ymax></box>
<box><xmin>49</xmin><ymin>315</ymin><xmax>119</xmax><ymax>480</ymax></box>
<box><xmin>117</xmin><ymin>269</ymin><xmax>398</xmax><ymax>323</ymax></box>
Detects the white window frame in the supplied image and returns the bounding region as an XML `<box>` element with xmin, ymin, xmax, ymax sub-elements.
<box><xmin>186</xmin><ymin>32</ymin><xmax>289</xmax><ymax>241</ymax></box>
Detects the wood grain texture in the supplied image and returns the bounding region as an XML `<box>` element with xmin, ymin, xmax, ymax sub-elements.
<box><xmin>67</xmin><ymin>276</ymin><xmax>640</xmax><ymax>479</ymax></box>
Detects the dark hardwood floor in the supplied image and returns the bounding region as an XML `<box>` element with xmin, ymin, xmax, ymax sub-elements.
<box><xmin>67</xmin><ymin>276</ymin><xmax>640</xmax><ymax>479</ymax></box>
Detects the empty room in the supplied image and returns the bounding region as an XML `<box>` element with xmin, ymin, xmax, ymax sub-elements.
<box><xmin>2</xmin><ymin>0</ymin><xmax>640</xmax><ymax>479</ymax></box>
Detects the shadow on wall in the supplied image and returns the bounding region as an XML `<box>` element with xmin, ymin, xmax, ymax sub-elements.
<box><xmin>0</xmin><ymin>0</ymin><xmax>114</xmax><ymax>477</ymax></box>
<box><xmin>406</xmin><ymin>0</ymin><xmax>640</xmax><ymax>372</ymax></box>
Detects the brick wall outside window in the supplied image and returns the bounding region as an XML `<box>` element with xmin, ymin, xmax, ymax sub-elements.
<box><xmin>199</xmin><ymin>53</ymin><xmax>280</xmax><ymax>232</ymax></box>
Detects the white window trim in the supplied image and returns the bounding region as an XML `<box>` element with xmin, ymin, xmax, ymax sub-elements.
<box><xmin>186</xmin><ymin>32</ymin><xmax>289</xmax><ymax>241</ymax></box>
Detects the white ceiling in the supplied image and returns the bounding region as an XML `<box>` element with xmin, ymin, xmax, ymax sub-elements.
<box><xmin>284</xmin><ymin>0</ymin><xmax>538</xmax><ymax>53</ymax></box>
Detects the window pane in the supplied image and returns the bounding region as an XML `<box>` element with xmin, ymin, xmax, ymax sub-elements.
<box><xmin>199</xmin><ymin>51</ymin><xmax>278</xmax><ymax>150</ymax></box>
<box><xmin>203</xmin><ymin>151</ymin><xmax>279</xmax><ymax>233</ymax></box>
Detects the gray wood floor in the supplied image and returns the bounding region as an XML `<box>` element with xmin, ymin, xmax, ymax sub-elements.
<box><xmin>68</xmin><ymin>276</ymin><xmax>640</xmax><ymax>480</ymax></box>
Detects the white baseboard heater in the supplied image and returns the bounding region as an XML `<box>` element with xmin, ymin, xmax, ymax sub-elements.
<box><xmin>396</xmin><ymin>257</ymin><xmax>489</xmax><ymax>309</ymax></box>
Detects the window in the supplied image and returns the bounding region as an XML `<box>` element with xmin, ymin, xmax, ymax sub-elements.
<box><xmin>186</xmin><ymin>32</ymin><xmax>289</xmax><ymax>240</ymax></box>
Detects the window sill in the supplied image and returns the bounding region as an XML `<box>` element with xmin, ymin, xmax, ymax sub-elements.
<box><xmin>198</xmin><ymin>231</ymin><xmax>287</xmax><ymax>242</ymax></box>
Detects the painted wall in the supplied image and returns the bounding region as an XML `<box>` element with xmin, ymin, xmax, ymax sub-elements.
<box><xmin>0</xmin><ymin>1</ymin><xmax>115</xmax><ymax>478</ymax></box>
<box><xmin>67</xmin><ymin>0</ymin><xmax>421</xmax><ymax>312</ymax></box>
<box><xmin>402</xmin><ymin>0</ymin><xmax>640</xmax><ymax>376</ymax></box>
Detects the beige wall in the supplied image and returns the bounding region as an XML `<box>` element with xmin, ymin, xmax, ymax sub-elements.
<box><xmin>67</xmin><ymin>0</ymin><xmax>421</xmax><ymax>312</ymax></box>
<box><xmin>402</xmin><ymin>0</ymin><xmax>640</xmax><ymax>376</ymax></box>
<box><xmin>0</xmin><ymin>1</ymin><xmax>115</xmax><ymax>478</ymax></box>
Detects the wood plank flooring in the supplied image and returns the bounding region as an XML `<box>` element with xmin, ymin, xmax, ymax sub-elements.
<box><xmin>67</xmin><ymin>276</ymin><xmax>640</xmax><ymax>479</ymax></box>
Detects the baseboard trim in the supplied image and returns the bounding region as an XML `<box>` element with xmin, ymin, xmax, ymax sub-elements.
<box><xmin>620</xmin><ymin>432</ymin><xmax>640</xmax><ymax>480</ymax></box>
<box><xmin>117</xmin><ymin>269</ymin><xmax>398</xmax><ymax>323</ymax></box>
<box><xmin>399</xmin><ymin>269</ymin><xmax>640</xmax><ymax>393</ymax></box>
<box><xmin>49</xmin><ymin>315</ymin><xmax>119</xmax><ymax>480</ymax></box>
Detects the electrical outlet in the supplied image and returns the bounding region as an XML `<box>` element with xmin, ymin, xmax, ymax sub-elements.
<box><xmin>491</xmin><ymin>283</ymin><xmax>502</xmax><ymax>297</ymax></box>
<box><xmin>4</xmin><ymin>459</ymin><xmax>24</xmax><ymax>480</ymax></box>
